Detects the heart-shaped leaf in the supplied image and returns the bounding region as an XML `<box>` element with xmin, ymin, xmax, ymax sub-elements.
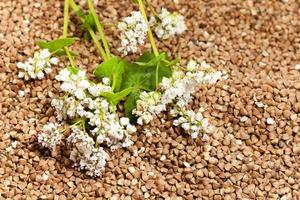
<box><xmin>36</xmin><ymin>38</ymin><xmax>76</xmax><ymax>53</ymax></box>
<box><xmin>124</xmin><ymin>90</ymin><xmax>141</xmax><ymax>121</ymax></box>
<box><xmin>135</xmin><ymin>52</ymin><xmax>166</xmax><ymax>66</ymax></box>
<box><xmin>94</xmin><ymin>57</ymin><xmax>125</xmax><ymax>92</ymax></box>
<box><xmin>52</xmin><ymin>49</ymin><xmax>77</xmax><ymax>56</ymax></box>
<box><xmin>101</xmin><ymin>87</ymin><xmax>134</xmax><ymax>105</ymax></box>
<box><xmin>121</xmin><ymin>63</ymin><xmax>156</xmax><ymax>91</ymax></box>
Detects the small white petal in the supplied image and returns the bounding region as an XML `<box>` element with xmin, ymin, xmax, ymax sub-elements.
<box><xmin>120</xmin><ymin>117</ymin><xmax>130</xmax><ymax>126</ymax></box>
<box><xmin>50</xmin><ymin>57</ymin><xmax>58</xmax><ymax>65</ymax></box>
<box><xmin>102</xmin><ymin>77</ymin><xmax>110</xmax><ymax>85</ymax></box>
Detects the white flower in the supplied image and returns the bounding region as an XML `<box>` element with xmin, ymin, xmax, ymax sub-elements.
<box><xmin>132</xmin><ymin>60</ymin><xmax>221</xmax><ymax>138</ymax></box>
<box><xmin>17</xmin><ymin>49</ymin><xmax>58</xmax><ymax>80</ymax></box>
<box><xmin>172</xmin><ymin>108</ymin><xmax>214</xmax><ymax>138</ymax></box>
<box><xmin>39</xmin><ymin>49</ymin><xmax>51</xmax><ymax>58</ymax></box>
<box><xmin>50</xmin><ymin>57</ymin><xmax>58</xmax><ymax>65</ymax></box>
<box><xmin>150</xmin><ymin>8</ymin><xmax>186</xmax><ymax>40</ymax></box>
<box><xmin>120</xmin><ymin>117</ymin><xmax>130</xmax><ymax>126</ymax></box>
<box><xmin>56</xmin><ymin>68</ymin><xmax>90</xmax><ymax>100</ymax></box>
<box><xmin>133</xmin><ymin>91</ymin><xmax>166</xmax><ymax>125</ymax></box>
<box><xmin>67</xmin><ymin>127</ymin><xmax>109</xmax><ymax>177</ymax></box>
<box><xmin>75</xmin><ymin>90</ymin><xmax>86</xmax><ymax>100</ymax></box>
<box><xmin>55</xmin><ymin>68</ymin><xmax>70</xmax><ymax>82</ymax></box>
<box><xmin>102</xmin><ymin>77</ymin><xmax>110</xmax><ymax>85</ymax></box>
<box><xmin>118</xmin><ymin>11</ymin><xmax>148</xmax><ymax>55</ymax></box>
<box><xmin>37</xmin><ymin>71</ymin><xmax>44</xmax><ymax>79</ymax></box>
<box><xmin>187</xmin><ymin>60</ymin><xmax>198</xmax><ymax>71</ymax></box>
<box><xmin>122</xmin><ymin>137</ymin><xmax>134</xmax><ymax>148</ymax></box>
<box><xmin>38</xmin><ymin>123</ymin><xmax>63</xmax><ymax>150</ymax></box>
<box><xmin>88</xmin><ymin>83</ymin><xmax>111</xmax><ymax>97</ymax></box>
<box><xmin>80</xmin><ymin>79</ymin><xmax>90</xmax><ymax>89</ymax></box>
<box><xmin>126</xmin><ymin>124</ymin><xmax>137</xmax><ymax>134</ymax></box>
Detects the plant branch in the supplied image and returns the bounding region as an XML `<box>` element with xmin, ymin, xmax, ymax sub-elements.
<box><xmin>63</xmin><ymin>0</ymin><xmax>76</xmax><ymax>68</ymax></box>
<box><xmin>87</xmin><ymin>0</ymin><xmax>111</xmax><ymax>59</ymax></box>
<box><xmin>145</xmin><ymin>0</ymin><xmax>159</xmax><ymax>18</ymax></box>
<box><xmin>88</xmin><ymin>27</ymin><xmax>108</xmax><ymax>61</ymax></box>
<box><xmin>137</xmin><ymin>0</ymin><xmax>159</xmax><ymax>57</ymax></box>
<box><xmin>69</xmin><ymin>0</ymin><xmax>108</xmax><ymax>61</ymax></box>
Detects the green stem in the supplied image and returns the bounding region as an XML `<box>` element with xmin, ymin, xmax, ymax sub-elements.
<box><xmin>63</xmin><ymin>0</ymin><xmax>69</xmax><ymax>38</ymax></box>
<box><xmin>70</xmin><ymin>120</ymin><xmax>82</xmax><ymax>127</ymax></box>
<box><xmin>69</xmin><ymin>0</ymin><xmax>108</xmax><ymax>61</ymax></box>
<box><xmin>155</xmin><ymin>61</ymin><xmax>159</xmax><ymax>87</ymax></box>
<box><xmin>69</xmin><ymin>0</ymin><xmax>79</xmax><ymax>12</ymax></box>
<box><xmin>81</xmin><ymin>118</ymin><xmax>87</xmax><ymax>133</ymax></box>
<box><xmin>63</xmin><ymin>0</ymin><xmax>76</xmax><ymax>68</ymax></box>
<box><xmin>88</xmin><ymin>27</ymin><xmax>108</xmax><ymax>61</ymax></box>
<box><xmin>137</xmin><ymin>0</ymin><xmax>159</xmax><ymax>57</ymax></box>
<box><xmin>87</xmin><ymin>0</ymin><xmax>111</xmax><ymax>58</ymax></box>
<box><xmin>65</xmin><ymin>48</ymin><xmax>76</xmax><ymax>68</ymax></box>
<box><xmin>111</xmin><ymin>74</ymin><xmax>117</xmax><ymax>91</ymax></box>
<box><xmin>145</xmin><ymin>0</ymin><xmax>159</xmax><ymax>18</ymax></box>
<box><xmin>136</xmin><ymin>85</ymin><xmax>151</xmax><ymax>92</ymax></box>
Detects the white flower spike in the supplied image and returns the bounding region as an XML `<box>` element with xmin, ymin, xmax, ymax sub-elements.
<box><xmin>150</xmin><ymin>8</ymin><xmax>186</xmax><ymax>40</ymax></box>
<box><xmin>17</xmin><ymin>49</ymin><xmax>58</xmax><ymax>80</ymax></box>
<box><xmin>118</xmin><ymin>11</ymin><xmax>148</xmax><ymax>55</ymax></box>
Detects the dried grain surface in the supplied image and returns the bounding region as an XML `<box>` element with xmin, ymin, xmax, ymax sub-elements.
<box><xmin>1</xmin><ymin>0</ymin><xmax>300</xmax><ymax>199</ymax></box>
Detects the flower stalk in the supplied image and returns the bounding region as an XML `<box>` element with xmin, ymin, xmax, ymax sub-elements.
<box><xmin>63</xmin><ymin>0</ymin><xmax>76</xmax><ymax>68</ymax></box>
<box><xmin>145</xmin><ymin>0</ymin><xmax>159</xmax><ymax>18</ymax></box>
<box><xmin>87</xmin><ymin>0</ymin><xmax>111</xmax><ymax>59</ymax></box>
<box><xmin>137</xmin><ymin>0</ymin><xmax>159</xmax><ymax>57</ymax></box>
<box><xmin>69</xmin><ymin>0</ymin><xmax>108</xmax><ymax>61</ymax></box>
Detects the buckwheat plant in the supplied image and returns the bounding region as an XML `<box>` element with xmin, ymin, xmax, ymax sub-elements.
<box><xmin>17</xmin><ymin>0</ymin><xmax>223</xmax><ymax>177</ymax></box>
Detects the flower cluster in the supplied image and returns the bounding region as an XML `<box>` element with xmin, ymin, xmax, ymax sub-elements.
<box><xmin>68</xmin><ymin>127</ymin><xmax>109</xmax><ymax>177</ymax></box>
<box><xmin>17</xmin><ymin>49</ymin><xmax>58</xmax><ymax>80</ymax></box>
<box><xmin>118</xmin><ymin>11</ymin><xmax>148</xmax><ymax>55</ymax></box>
<box><xmin>133</xmin><ymin>91</ymin><xmax>165</xmax><ymax>125</ymax></box>
<box><xmin>172</xmin><ymin>108</ymin><xmax>214</xmax><ymax>138</ymax></box>
<box><xmin>133</xmin><ymin>60</ymin><xmax>221</xmax><ymax>137</ymax></box>
<box><xmin>150</xmin><ymin>8</ymin><xmax>186</xmax><ymax>40</ymax></box>
<box><xmin>38</xmin><ymin>123</ymin><xmax>63</xmax><ymax>151</ymax></box>
<box><xmin>39</xmin><ymin>68</ymin><xmax>136</xmax><ymax>176</ymax></box>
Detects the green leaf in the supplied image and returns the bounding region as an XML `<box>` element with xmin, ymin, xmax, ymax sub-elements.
<box><xmin>74</xmin><ymin>9</ymin><xmax>96</xmax><ymax>33</ymax></box>
<box><xmin>155</xmin><ymin>61</ymin><xmax>173</xmax><ymax>86</ymax></box>
<box><xmin>121</xmin><ymin>63</ymin><xmax>155</xmax><ymax>91</ymax></box>
<box><xmin>53</xmin><ymin>49</ymin><xmax>78</xmax><ymax>56</ymax></box>
<box><xmin>122</xmin><ymin>62</ymin><xmax>172</xmax><ymax>91</ymax></box>
<box><xmin>36</xmin><ymin>38</ymin><xmax>76</xmax><ymax>53</ymax></box>
<box><xmin>124</xmin><ymin>90</ymin><xmax>141</xmax><ymax>121</ymax></box>
<box><xmin>136</xmin><ymin>52</ymin><xmax>179</xmax><ymax>67</ymax></box>
<box><xmin>94</xmin><ymin>57</ymin><xmax>125</xmax><ymax>92</ymax></box>
<box><xmin>161</xmin><ymin>53</ymin><xmax>180</xmax><ymax>67</ymax></box>
<box><xmin>101</xmin><ymin>87</ymin><xmax>134</xmax><ymax>105</ymax></box>
<box><xmin>75</xmin><ymin>9</ymin><xmax>86</xmax><ymax>18</ymax></box>
<box><xmin>73</xmin><ymin>9</ymin><xmax>96</xmax><ymax>40</ymax></box>
<box><xmin>132</xmin><ymin>51</ymin><xmax>176</xmax><ymax>89</ymax></box>
<box><xmin>83</xmin><ymin>32</ymin><xmax>92</xmax><ymax>41</ymax></box>
<box><xmin>136</xmin><ymin>51</ymin><xmax>155</xmax><ymax>63</ymax></box>
<box><xmin>82</xmin><ymin>12</ymin><xmax>96</xmax><ymax>30</ymax></box>
<box><xmin>135</xmin><ymin>52</ymin><xmax>166</xmax><ymax>66</ymax></box>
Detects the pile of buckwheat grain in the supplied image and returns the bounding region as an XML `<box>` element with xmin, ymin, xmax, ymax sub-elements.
<box><xmin>0</xmin><ymin>0</ymin><xmax>300</xmax><ymax>199</ymax></box>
